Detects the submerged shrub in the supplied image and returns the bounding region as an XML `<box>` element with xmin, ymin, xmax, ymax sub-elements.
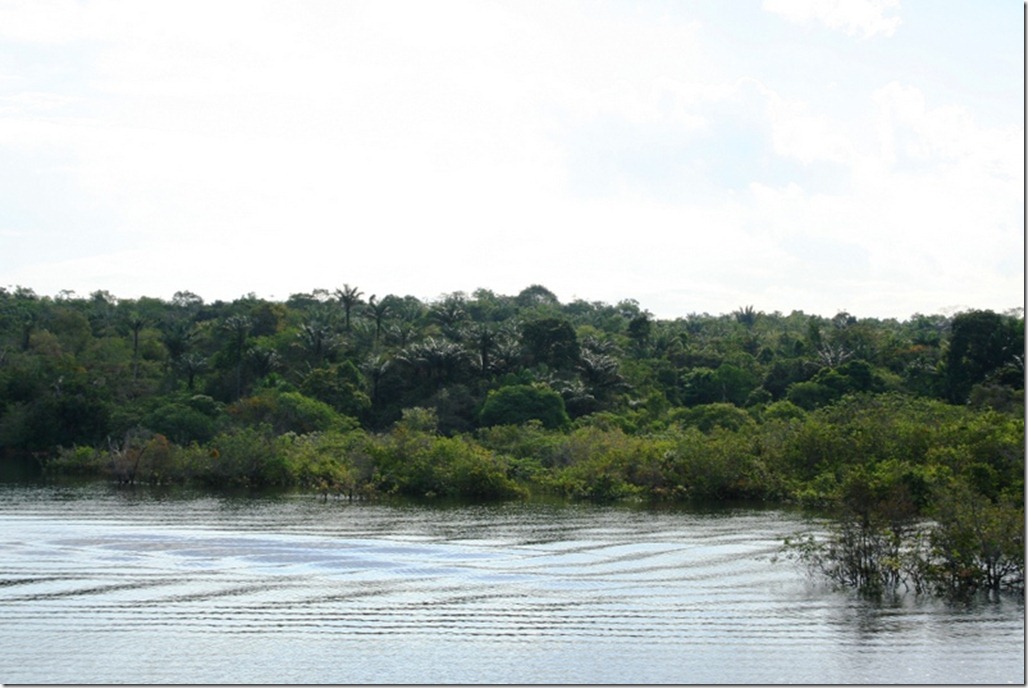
<box><xmin>373</xmin><ymin>420</ymin><xmax>524</xmax><ymax>500</ymax></box>
<box><xmin>669</xmin><ymin>425</ymin><xmax>774</xmax><ymax>500</ymax></box>
<box><xmin>928</xmin><ymin>481</ymin><xmax>1024</xmax><ymax>595</ymax></box>
<box><xmin>786</xmin><ymin>471</ymin><xmax>1024</xmax><ymax>598</ymax></box>
<box><xmin>201</xmin><ymin>426</ymin><xmax>291</xmax><ymax>488</ymax></box>
<box><xmin>49</xmin><ymin>445</ymin><xmax>106</xmax><ymax>475</ymax></box>
<box><xmin>276</xmin><ymin>431</ymin><xmax>360</xmax><ymax>496</ymax></box>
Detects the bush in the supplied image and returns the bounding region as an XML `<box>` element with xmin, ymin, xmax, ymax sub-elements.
<box><xmin>669</xmin><ymin>403</ymin><xmax>754</xmax><ymax>433</ymax></box>
<box><xmin>277</xmin><ymin>430</ymin><xmax>360</xmax><ymax>495</ymax></box>
<box><xmin>228</xmin><ymin>390</ymin><xmax>357</xmax><ymax>435</ymax></box>
<box><xmin>145</xmin><ymin>402</ymin><xmax>216</xmax><ymax>445</ymax></box>
<box><xmin>786</xmin><ymin>474</ymin><xmax>1024</xmax><ymax>598</ymax></box>
<box><xmin>929</xmin><ymin>481</ymin><xmax>1025</xmax><ymax>595</ymax></box>
<box><xmin>49</xmin><ymin>445</ymin><xmax>106</xmax><ymax>475</ymax></box>
<box><xmin>668</xmin><ymin>425</ymin><xmax>774</xmax><ymax>500</ymax></box>
<box><xmin>786</xmin><ymin>380</ymin><xmax>839</xmax><ymax>410</ymax></box>
<box><xmin>762</xmin><ymin>400</ymin><xmax>806</xmax><ymax>422</ymax></box>
<box><xmin>299</xmin><ymin>363</ymin><xmax>372</xmax><ymax>419</ymax></box>
<box><xmin>372</xmin><ymin>426</ymin><xmax>524</xmax><ymax>500</ymax></box>
<box><xmin>479</xmin><ymin>384</ymin><xmax>570</xmax><ymax>430</ymax></box>
<box><xmin>201</xmin><ymin>426</ymin><xmax>292</xmax><ymax>488</ymax></box>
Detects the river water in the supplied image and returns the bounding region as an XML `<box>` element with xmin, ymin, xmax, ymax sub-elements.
<box><xmin>0</xmin><ymin>482</ymin><xmax>1022</xmax><ymax>684</ymax></box>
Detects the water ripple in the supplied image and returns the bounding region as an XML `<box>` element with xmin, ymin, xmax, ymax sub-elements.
<box><xmin>0</xmin><ymin>489</ymin><xmax>1022</xmax><ymax>684</ymax></box>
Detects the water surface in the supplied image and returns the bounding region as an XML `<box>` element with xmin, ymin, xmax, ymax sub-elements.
<box><xmin>0</xmin><ymin>483</ymin><xmax>1022</xmax><ymax>684</ymax></box>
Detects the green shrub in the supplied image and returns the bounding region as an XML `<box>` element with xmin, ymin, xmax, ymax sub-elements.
<box><xmin>228</xmin><ymin>390</ymin><xmax>357</xmax><ymax>435</ymax></box>
<box><xmin>669</xmin><ymin>425</ymin><xmax>773</xmax><ymax>500</ymax></box>
<box><xmin>372</xmin><ymin>427</ymin><xmax>523</xmax><ymax>500</ymax></box>
<box><xmin>669</xmin><ymin>403</ymin><xmax>754</xmax><ymax>433</ymax></box>
<box><xmin>145</xmin><ymin>402</ymin><xmax>216</xmax><ymax>445</ymax></box>
<box><xmin>277</xmin><ymin>431</ymin><xmax>359</xmax><ymax>495</ymax></box>
<box><xmin>762</xmin><ymin>399</ymin><xmax>806</xmax><ymax>422</ymax></box>
<box><xmin>479</xmin><ymin>384</ymin><xmax>570</xmax><ymax>430</ymax></box>
<box><xmin>202</xmin><ymin>426</ymin><xmax>292</xmax><ymax>487</ymax></box>
<box><xmin>49</xmin><ymin>445</ymin><xmax>106</xmax><ymax>475</ymax></box>
<box><xmin>786</xmin><ymin>380</ymin><xmax>839</xmax><ymax>410</ymax></box>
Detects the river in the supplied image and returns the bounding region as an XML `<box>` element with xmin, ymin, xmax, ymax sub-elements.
<box><xmin>0</xmin><ymin>482</ymin><xmax>1022</xmax><ymax>684</ymax></box>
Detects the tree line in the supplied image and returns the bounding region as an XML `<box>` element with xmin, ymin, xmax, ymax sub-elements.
<box><xmin>0</xmin><ymin>283</ymin><xmax>1023</xmax><ymax>596</ymax></box>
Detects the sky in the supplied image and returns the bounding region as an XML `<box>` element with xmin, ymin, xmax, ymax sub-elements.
<box><xmin>0</xmin><ymin>0</ymin><xmax>1023</xmax><ymax>320</ymax></box>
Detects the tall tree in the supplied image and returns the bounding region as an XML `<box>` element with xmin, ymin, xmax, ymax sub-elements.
<box><xmin>221</xmin><ymin>315</ymin><xmax>252</xmax><ymax>399</ymax></box>
<box><xmin>126</xmin><ymin>313</ymin><xmax>148</xmax><ymax>382</ymax></box>
<box><xmin>430</xmin><ymin>296</ymin><xmax>469</xmax><ymax>340</ymax></box>
<box><xmin>944</xmin><ymin>310</ymin><xmax>1025</xmax><ymax>403</ymax></box>
<box><xmin>733</xmin><ymin>305</ymin><xmax>759</xmax><ymax>330</ymax></box>
<box><xmin>296</xmin><ymin>313</ymin><xmax>339</xmax><ymax>366</ymax></box>
<box><xmin>363</xmin><ymin>295</ymin><xmax>391</xmax><ymax>343</ymax></box>
<box><xmin>462</xmin><ymin>322</ymin><xmax>498</xmax><ymax>375</ymax></box>
<box><xmin>515</xmin><ymin>284</ymin><xmax>560</xmax><ymax>309</ymax></box>
<box><xmin>335</xmin><ymin>284</ymin><xmax>364</xmax><ymax>332</ymax></box>
<box><xmin>521</xmin><ymin>317</ymin><xmax>580</xmax><ymax>370</ymax></box>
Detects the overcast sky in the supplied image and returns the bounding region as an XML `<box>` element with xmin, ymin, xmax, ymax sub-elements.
<box><xmin>0</xmin><ymin>0</ymin><xmax>1022</xmax><ymax>319</ymax></box>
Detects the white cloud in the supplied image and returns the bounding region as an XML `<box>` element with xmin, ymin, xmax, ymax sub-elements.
<box><xmin>0</xmin><ymin>1</ymin><xmax>1020</xmax><ymax>319</ymax></box>
<box><xmin>764</xmin><ymin>90</ymin><xmax>857</xmax><ymax>165</ymax></box>
<box><xmin>872</xmin><ymin>81</ymin><xmax>1022</xmax><ymax>177</ymax></box>
<box><xmin>762</xmin><ymin>0</ymin><xmax>902</xmax><ymax>39</ymax></box>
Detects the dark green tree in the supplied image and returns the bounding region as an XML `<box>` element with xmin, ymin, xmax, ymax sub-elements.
<box><xmin>627</xmin><ymin>314</ymin><xmax>652</xmax><ymax>352</ymax></box>
<box><xmin>515</xmin><ymin>284</ymin><xmax>560</xmax><ymax>309</ymax></box>
<box><xmin>521</xmin><ymin>317</ymin><xmax>580</xmax><ymax>370</ymax></box>
<box><xmin>944</xmin><ymin>310</ymin><xmax>1024</xmax><ymax>404</ymax></box>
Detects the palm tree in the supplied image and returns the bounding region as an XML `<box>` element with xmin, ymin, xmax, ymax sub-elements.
<box><xmin>485</xmin><ymin>323</ymin><xmax>523</xmax><ymax>375</ymax></box>
<box><xmin>577</xmin><ymin>349</ymin><xmax>629</xmax><ymax>399</ymax></box>
<box><xmin>363</xmin><ymin>295</ymin><xmax>391</xmax><ymax>343</ymax></box>
<box><xmin>296</xmin><ymin>315</ymin><xmax>339</xmax><ymax>365</ymax></box>
<box><xmin>221</xmin><ymin>315</ymin><xmax>252</xmax><ymax>398</ymax></box>
<box><xmin>385</xmin><ymin>321</ymin><xmax>419</xmax><ymax>347</ymax></box>
<box><xmin>177</xmin><ymin>352</ymin><xmax>207</xmax><ymax>391</ymax></box>
<box><xmin>430</xmin><ymin>296</ymin><xmax>468</xmax><ymax>340</ymax></box>
<box><xmin>544</xmin><ymin>374</ymin><xmax>595</xmax><ymax>417</ymax></box>
<box><xmin>462</xmin><ymin>322</ymin><xmax>498</xmax><ymax>374</ymax></box>
<box><xmin>397</xmin><ymin>337</ymin><xmax>469</xmax><ymax>389</ymax></box>
<box><xmin>126</xmin><ymin>313</ymin><xmax>148</xmax><ymax>382</ymax></box>
<box><xmin>360</xmin><ymin>353</ymin><xmax>392</xmax><ymax>404</ymax></box>
<box><xmin>733</xmin><ymin>305</ymin><xmax>760</xmax><ymax>330</ymax></box>
<box><xmin>247</xmin><ymin>345</ymin><xmax>281</xmax><ymax>380</ymax></box>
<box><xmin>160</xmin><ymin>319</ymin><xmax>194</xmax><ymax>365</ymax></box>
<box><xmin>335</xmin><ymin>284</ymin><xmax>364</xmax><ymax>331</ymax></box>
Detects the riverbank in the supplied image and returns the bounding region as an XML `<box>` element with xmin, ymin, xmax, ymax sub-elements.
<box><xmin>31</xmin><ymin>392</ymin><xmax>1025</xmax><ymax>597</ymax></box>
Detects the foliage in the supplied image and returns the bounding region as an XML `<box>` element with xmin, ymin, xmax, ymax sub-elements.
<box><xmin>2</xmin><ymin>285</ymin><xmax>1023</xmax><ymax>598</ymax></box>
<box><xmin>944</xmin><ymin>310</ymin><xmax>1024</xmax><ymax>404</ymax></box>
<box><xmin>228</xmin><ymin>389</ymin><xmax>358</xmax><ymax>435</ymax></box>
<box><xmin>370</xmin><ymin>411</ymin><xmax>525</xmax><ymax>500</ymax></box>
<box><xmin>520</xmin><ymin>317</ymin><xmax>580</xmax><ymax>370</ymax></box>
<box><xmin>668</xmin><ymin>402</ymin><xmax>755</xmax><ymax>433</ymax></box>
<box><xmin>478</xmin><ymin>384</ymin><xmax>570</xmax><ymax>430</ymax></box>
<box><xmin>928</xmin><ymin>481</ymin><xmax>1024</xmax><ymax>594</ymax></box>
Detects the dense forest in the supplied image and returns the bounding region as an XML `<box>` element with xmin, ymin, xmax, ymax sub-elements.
<box><xmin>0</xmin><ymin>283</ymin><xmax>1023</xmax><ymax>595</ymax></box>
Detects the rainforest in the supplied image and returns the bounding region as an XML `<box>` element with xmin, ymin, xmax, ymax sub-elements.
<box><xmin>0</xmin><ymin>284</ymin><xmax>1023</xmax><ymax>597</ymax></box>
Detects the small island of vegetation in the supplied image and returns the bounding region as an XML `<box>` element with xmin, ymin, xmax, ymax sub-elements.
<box><xmin>0</xmin><ymin>284</ymin><xmax>1022</xmax><ymax>598</ymax></box>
